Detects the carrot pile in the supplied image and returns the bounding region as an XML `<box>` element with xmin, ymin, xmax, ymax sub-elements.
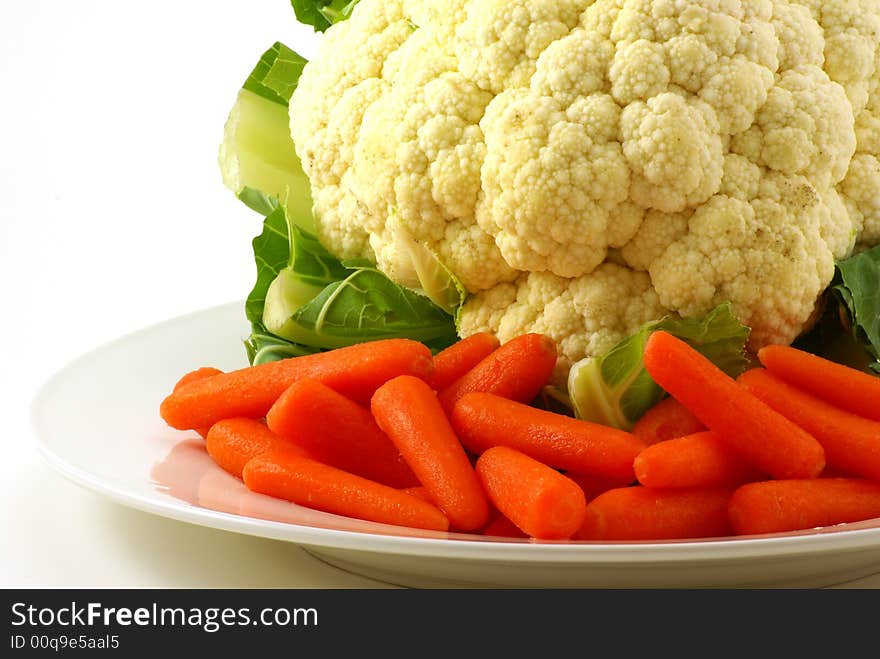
<box><xmin>159</xmin><ymin>332</ymin><xmax>880</xmax><ymax>541</ymax></box>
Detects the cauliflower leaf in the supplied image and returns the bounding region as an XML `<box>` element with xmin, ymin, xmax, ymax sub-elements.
<box><xmin>834</xmin><ymin>245</ymin><xmax>880</xmax><ymax>372</ymax></box>
<box><xmin>243</xmin><ymin>202</ymin><xmax>319</xmax><ymax>364</ymax></box>
<box><xmin>290</xmin><ymin>0</ymin><xmax>361</xmax><ymax>32</ymax></box>
<box><xmin>244</xmin><ymin>199</ymin><xmax>459</xmax><ymax>364</ymax></box>
<box><xmin>219</xmin><ymin>41</ymin><xmax>315</xmax><ymax>231</ymax></box>
<box><xmin>791</xmin><ymin>245</ymin><xmax>880</xmax><ymax>374</ymax></box>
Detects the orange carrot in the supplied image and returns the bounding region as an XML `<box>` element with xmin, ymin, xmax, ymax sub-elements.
<box><xmin>266</xmin><ymin>379</ymin><xmax>419</xmax><ymax>489</ymax></box>
<box><xmin>475</xmin><ymin>446</ymin><xmax>587</xmax><ymax>540</ymax></box>
<box><xmin>399</xmin><ymin>486</ymin><xmax>434</xmax><ymax>504</ymax></box>
<box><xmin>642</xmin><ymin>331</ymin><xmax>825</xmax><ymax>480</ymax></box>
<box><xmin>242</xmin><ymin>450</ymin><xmax>450</xmax><ymax>532</ymax></box>
<box><xmin>758</xmin><ymin>344</ymin><xmax>880</xmax><ymax>422</ymax></box>
<box><xmin>632</xmin><ymin>395</ymin><xmax>706</xmax><ymax>445</ymax></box>
<box><xmin>728</xmin><ymin>478</ymin><xmax>880</xmax><ymax>535</ymax></box>
<box><xmin>160</xmin><ymin>338</ymin><xmax>434</xmax><ymax>431</ymax></box>
<box><xmin>205</xmin><ymin>418</ymin><xmax>308</xmax><ymax>479</ymax></box>
<box><xmin>371</xmin><ymin>376</ymin><xmax>490</xmax><ymax>531</ymax></box>
<box><xmin>173</xmin><ymin>366</ymin><xmax>224</xmax><ymax>391</ymax></box>
<box><xmin>481</xmin><ymin>513</ymin><xmax>529</xmax><ymax>539</ymax></box>
<box><xmin>737</xmin><ymin>368</ymin><xmax>880</xmax><ymax>482</ymax></box>
<box><xmin>173</xmin><ymin>367</ymin><xmax>224</xmax><ymax>438</ymax></box>
<box><xmin>633</xmin><ymin>431</ymin><xmax>766</xmax><ymax>489</ymax></box>
<box><xmin>820</xmin><ymin>466</ymin><xmax>853</xmax><ymax>478</ymax></box>
<box><xmin>437</xmin><ymin>333</ymin><xmax>558</xmax><ymax>414</ymax></box>
<box><xmin>450</xmin><ymin>392</ymin><xmax>646</xmax><ymax>482</ymax></box>
<box><xmin>427</xmin><ymin>332</ymin><xmax>500</xmax><ymax>391</ymax></box>
<box><xmin>574</xmin><ymin>486</ymin><xmax>734</xmax><ymax>541</ymax></box>
<box><xmin>564</xmin><ymin>472</ymin><xmax>635</xmax><ymax>502</ymax></box>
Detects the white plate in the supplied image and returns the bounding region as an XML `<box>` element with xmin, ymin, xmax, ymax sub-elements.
<box><xmin>31</xmin><ymin>301</ymin><xmax>880</xmax><ymax>588</ymax></box>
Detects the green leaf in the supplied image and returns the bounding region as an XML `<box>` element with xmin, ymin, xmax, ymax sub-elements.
<box><xmin>291</xmin><ymin>266</ymin><xmax>459</xmax><ymax>346</ymax></box>
<box><xmin>386</xmin><ymin>216</ymin><xmax>468</xmax><ymax>316</ymax></box>
<box><xmin>245</xmin><ymin>205</ymin><xmax>291</xmax><ymax>326</ymax></box>
<box><xmin>244</xmin><ymin>200</ymin><xmax>459</xmax><ymax>363</ymax></box>
<box><xmin>568</xmin><ymin>303</ymin><xmax>751</xmax><ymax>430</ymax></box>
<box><xmin>243</xmin><ymin>207</ymin><xmax>322</xmax><ymax>364</ymax></box>
<box><xmin>244</xmin><ymin>328</ymin><xmax>318</xmax><ymax>365</ymax></box>
<box><xmin>256</xmin><ymin>219</ymin><xmax>353</xmax><ymax>349</ymax></box>
<box><xmin>793</xmin><ymin>246</ymin><xmax>880</xmax><ymax>374</ymax></box>
<box><xmin>241</xmin><ymin>42</ymin><xmax>307</xmax><ymax>106</ymax></box>
<box><xmin>289</xmin><ymin>224</ymin><xmax>351</xmax><ymax>287</ymax></box>
<box><xmin>833</xmin><ymin>245</ymin><xmax>880</xmax><ymax>372</ymax></box>
<box><xmin>291</xmin><ymin>0</ymin><xmax>361</xmax><ymax>31</ymax></box>
<box><xmin>218</xmin><ymin>42</ymin><xmax>315</xmax><ymax>232</ymax></box>
<box><xmin>238</xmin><ymin>186</ymin><xmax>281</xmax><ymax>217</ymax></box>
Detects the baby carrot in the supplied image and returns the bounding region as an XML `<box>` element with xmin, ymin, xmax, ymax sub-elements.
<box><xmin>820</xmin><ymin>466</ymin><xmax>853</xmax><ymax>478</ymax></box>
<box><xmin>399</xmin><ymin>486</ymin><xmax>434</xmax><ymax>504</ymax></box>
<box><xmin>160</xmin><ymin>338</ymin><xmax>434</xmax><ymax>431</ymax></box>
<box><xmin>266</xmin><ymin>379</ymin><xmax>419</xmax><ymax>489</ymax></box>
<box><xmin>173</xmin><ymin>366</ymin><xmax>224</xmax><ymax>391</ymax></box>
<box><xmin>573</xmin><ymin>486</ymin><xmax>734</xmax><ymax>541</ymax></box>
<box><xmin>729</xmin><ymin>478</ymin><xmax>880</xmax><ymax>535</ymax></box>
<box><xmin>737</xmin><ymin>368</ymin><xmax>880</xmax><ymax>482</ymax></box>
<box><xmin>564</xmin><ymin>472</ymin><xmax>635</xmax><ymax>502</ymax></box>
<box><xmin>426</xmin><ymin>332</ymin><xmax>500</xmax><ymax>391</ymax></box>
<box><xmin>173</xmin><ymin>367</ymin><xmax>224</xmax><ymax>438</ymax></box>
<box><xmin>437</xmin><ymin>333</ymin><xmax>558</xmax><ymax>414</ymax></box>
<box><xmin>481</xmin><ymin>513</ymin><xmax>529</xmax><ymax>539</ymax></box>
<box><xmin>205</xmin><ymin>418</ymin><xmax>308</xmax><ymax>479</ymax></box>
<box><xmin>450</xmin><ymin>392</ymin><xmax>646</xmax><ymax>482</ymax></box>
<box><xmin>633</xmin><ymin>431</ymin><xmax>766</xmax><ymax>489</ymax></box>
<box><xmin>631</xmin><ymin>395</ymin><xmax>706</xmax><ymax>445</ymax></box>
<box><xmin>371</xmin><ymin>375</ymin><xmax>490</xmax><ymax>531</ymax></box>
<box><xmin>758</xmin><ymin>344</ymin><xmax>880</xmax><ymax>422</ymax></box>
<box><xmin>476</xmin><ymin>446</ymin><xmax>587</xmax><ymax>540</ymax></box>
<box><xmin>242</xmin><ymin>450</ymin><xmax>450</xmax><ymax>532</ymax></box>
<box><xmin>642</xmin><ymin>331</ymin><xmax>825</xmax><ymax>480</ymax></box>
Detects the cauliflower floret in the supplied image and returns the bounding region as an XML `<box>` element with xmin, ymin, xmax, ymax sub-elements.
<box><xmin>731</xmin><ymin>66</ymin><xmax>856</xmax><ymax>189</ymax></box>
<box><xmin>794</xmin><ymin>0</ymin><xmax>880</xmax><ymax>114</ymax></box>
<box><xmin>290</xmin><ymin>0</ymin><xmax>880</xmax><ymax>375</ymax></box>
<box><xmin>455</xmin><ymin>0</ymin><xmax>589</xmax><ymax>95</ymax></box>
<box><xmin>459</xmin><ymin>263</ymin><xmax>668</xmax><ymax>378</ymax></box>
<box><xmin>649</xmin><ymin>179</ymin><xmax>834</xmax><ymax>348</ymax></box>
<box><xmin>620</xmin><ymin>207</ymin><xmax>692</xmax><ymax>271</ymax></box>
<box><xmin>770</xmin><ymin>2</ymin><xmax>824</xmax><ymax>72</ymax></box>
<box><xmin>840</xmin><ymin>21</ymin><xmax>880</xmax><ymax>249</ymax></box>
<box><xmin>620</xmin><ymin>92</ymin><xmax>725</xmax><ymax>213</ymax></box>
<box><xmin>842</xmin><ymin>154</ymin><xmax>880</xmax><ymax>246</ymax></box>
<box><xmin>291</xmin><ymin>1</ymin><xmax>414</xmax><ymax>260</ymax></box>
<box><xmin>478</xmin><ymin>90</ymin><xmax>631</xmax><ymax>277</ymax></box>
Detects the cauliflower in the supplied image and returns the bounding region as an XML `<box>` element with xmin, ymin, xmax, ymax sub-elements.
<box><xmin>289</xmin><ymin>0</ymin><xmax>880</xmax><ymax>377</ymax></box>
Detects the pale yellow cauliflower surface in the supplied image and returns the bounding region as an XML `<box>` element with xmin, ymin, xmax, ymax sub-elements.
<box><xmin>290</xmin><ymin>0</ymin><xmax>880</xmax><ymax>375</ymax></box>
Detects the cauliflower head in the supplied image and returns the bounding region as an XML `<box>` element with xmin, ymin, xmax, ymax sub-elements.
<box><xmin>289</xmin><ymin>0</ymin><xmax>880</xmax><ymax>375</ymax></box>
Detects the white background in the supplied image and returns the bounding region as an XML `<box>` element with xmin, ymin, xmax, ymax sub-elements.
<box><xmin>3</xmin><ymin>1</ymin><xmax>878</xmax><ymax>589</ymax></box>
<box><xmin>1</xmin><ymin>0</ymin><xmax>389</xmax><ymax>587</ymax></box>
